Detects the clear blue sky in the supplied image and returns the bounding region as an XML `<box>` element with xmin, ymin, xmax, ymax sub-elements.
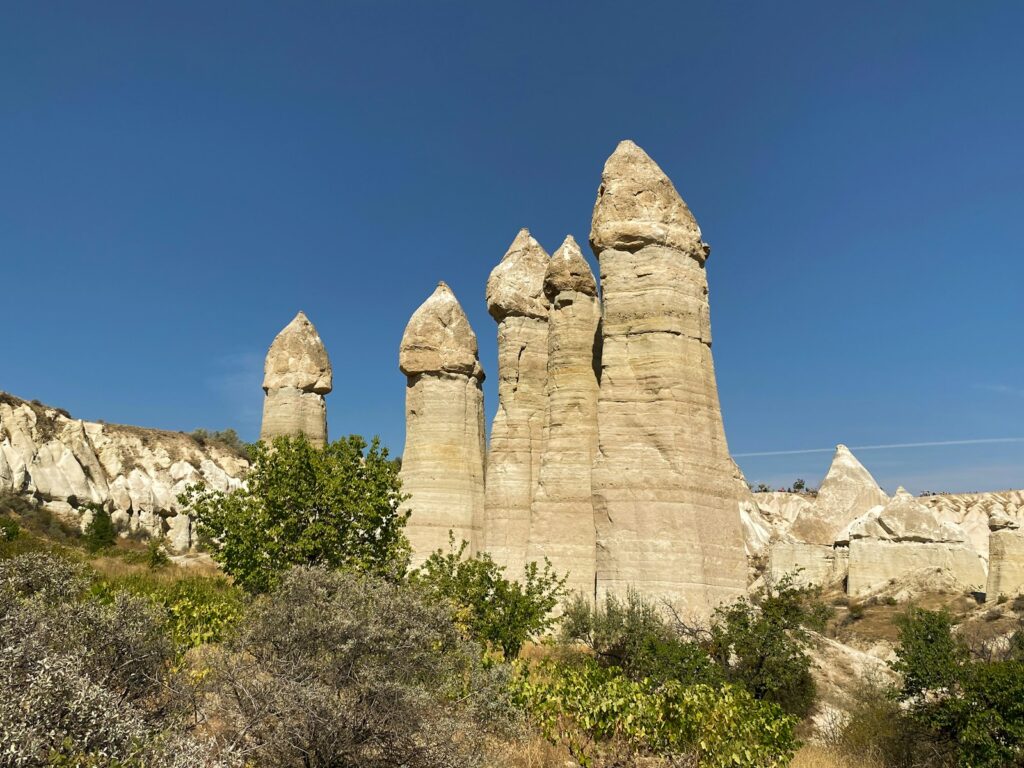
<box><xmin>2</xmin><ymin>2</ymin><xmax>1021</xmax><ymax>494</ymax></box>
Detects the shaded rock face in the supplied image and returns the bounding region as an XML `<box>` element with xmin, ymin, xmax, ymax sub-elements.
<box><xmin>0</xmin><ymin>393</ymin><xmax>247</xmax><ymax>553</ymax></box>
<box><xmin>260</xmin><ymin>312</ymin><xmax>333</xmax><ymax>448</ymax></box>
<box><xmin>790</xmin><ymin>445</ymin><xmax>889</xmax><ymax>546</ymax></box>
<box><xmin>483</xmin><ymin>230</ymin><xmax>550</xmax><ymax>573</ymax></box>
<box><xmin>526</xmin><ymin>236</ymin><xmax>601</xmax><ymax>600</ymax></box>
<box><xmin>399</xmin><ymin>282</ymin><xmax>486</xmax><ymax>565</ymax></box>
<box><xmin>589</xmin><ymin>140</ymin><xmax>746</xmax><ymax>616</ymax></box>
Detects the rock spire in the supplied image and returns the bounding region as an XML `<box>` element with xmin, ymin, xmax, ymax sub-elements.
<box><xmin>260</xmin><ymin>311</ymin><xmax>332</xmax><ymax>448</ymax></box>
<box><xmin>589</xmin><ymin>140</ymin><xmax>747</xmax><ymax>616</ymax></box>
<box><xmin>399</xmin><ymin>282</ymin><xmax>487</xmax><ymax>565</ymax></box>
<box><xmin>483</xmin><ymin>230</ymin><xmax>551</xmax><ymax>573</ymax></box>
<box><xmin>527</xmin><ymin>235</ymin><xmax>601</xmax><ymax>600</ymax></box>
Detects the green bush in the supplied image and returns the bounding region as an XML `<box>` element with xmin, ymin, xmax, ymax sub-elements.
<box><xmin>410</xmin><ymin>535</ymin><xmax>564</xmax><ymax>658</ymax></box>
<box><xmin>891</xmin><ymin>607</ymin><xmax>1024</xmax><ymax>767</ymax></box>
<box><xmin>82</xmin><ymin>505</ymin><xmax>116</xmax><ymax>552</ymax></box>
<box><xmin>146</xmin><ymin>538</ymin><xmax>170</xmax><ymax>569</ymax></box>
<box><xmin>707</xmin><ymin>576</ymin><xmax>831</xmax><ymax>717</ymax></box>
<box><xmin>182</xmin><ymin>434</ymin><xmax>410</xmax><ymax>592</ymax></box>
<box><xmin>92</xmin><ymin>572</ymin><xmax>246</xmax><ymax>652</ymax></box>
<box><xmin>561</xmin><ymin>588</ymin><xmax>722</xmax><ymax>687</ymax></box>
<box><xmin>0</xmin><ymin>515</ymin><xmax>19</xmax><ymax>541</ymax></box>
<box><xmin>513</xmin><ymin>657</ymin><xmax>797</xmax><ymax>767</ymax></box>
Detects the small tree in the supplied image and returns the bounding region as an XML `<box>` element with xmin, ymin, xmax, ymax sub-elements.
<box><xmin>792</xmin><ymin>478</ymin><xmax>806</xmax><ymax>492</ymax></box>
<box><xmin>411</xmin><ymin>536</ymin><xmax>565</xmax><ymax>658</ymax></box>
<box><xmin>83</xmin><ymin>505</ymin><xmax>116</xmax><ymax>552</ymax></box>
<box><xmin>181</xmin><ymin>435</ymin><xmax>410</xmax><ymax>592</ymax></box>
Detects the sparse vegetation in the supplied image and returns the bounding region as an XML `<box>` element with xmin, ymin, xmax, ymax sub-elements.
<box><xmin>82</xmin><ymin>504</ymin><xmax>116</xmax><ymax>552</ymax></box>
<box><xmin>189</xmin><ymin>427</ymin><xmax>251</xmax><ymax>459</ymax></box>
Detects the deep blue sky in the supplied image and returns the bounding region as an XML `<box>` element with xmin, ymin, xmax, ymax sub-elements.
<box><xmin>3</xmin><ymin>2</ymin><xmax>1022</xmax><ymax>493</ymax></box>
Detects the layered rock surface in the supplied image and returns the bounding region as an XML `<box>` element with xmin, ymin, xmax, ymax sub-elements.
<box><xmin>260</xmin><ymin>311</ymin><xmax>332</xmax><ymax>447</ymax></box>
<box><xmin>0</xmin><ymin>392</ymin><xmax>247</xmax><ymax>553</ymax></box>
<box><xmin>483</xmin><ymin>230</ymin><xmax>550</xmax><ymax>573</ymax></box>
<box><xmin>526</xmin><ymin>235</ymin><xmax>601</xmax><ymax>599</ymax></box>
<box><xmin>399</xmin><ymin>282</ymin><xmax>487</xmax><ymax>565</ymax></box>
<box><xmin>987</xmin><ymin>503</ymin><xmax>1024</xmax><ymax>601</ymax></box>
<box><xmin>846</xmin><ymin>488</ymin><xmax>985</xmax><ymax>596</ymax></box>
<box><xmin>589</xmin><ymin>140</ymin><xmax>746</xmax><ymax>615</ymax></box>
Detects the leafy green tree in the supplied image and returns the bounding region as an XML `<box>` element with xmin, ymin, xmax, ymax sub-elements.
<box><xmin>410</xmin><ymin>536</ymin><xmax>565</xmax><ymax>658</ymax></box>
<box><xmin>181</xmin><ymin>435</ymin><xmax>410</xmax><ymax>592</ymax></box>
<box><xmin>707</xmin><ymin>575</ymin><xmax>832</xmax><ymax>717</ymax></box>
<box><xmin>82</xmin><ymin>505</ymin><xmax>116</xmax><ymax>552</ymax></box>
<box><xmin>891</xmin><ymin>607</ymin><xmax>967</xmax><ymax>700</ymax></box>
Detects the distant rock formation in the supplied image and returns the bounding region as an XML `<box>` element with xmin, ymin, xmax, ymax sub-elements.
<box><xmin>846</xmin><ymin>488</ymin><xmax>985</xmax><ymax>596</ymax></box>
<box><xmin>589</xmin><ymin>140</ymin><xmax>747</xmax><ymax>615</ymax></box>
<box><xmin>484</xmin><ymin>230</ymin><xmax>550</xmax><ymax>573</ymax></box>
<box><xmin>987</xmin><ymin>500</ymin><xmax>1024</xmax><ymax>602</ymax></box>
<box><xmin>399</xmin><ymin>282</ymin><xmax>487</xmax><ymax>565</ymax></box>
<box><xmin>260</xmin><ymin>312</ymin><xmax>332</xmax><ymax>447</ymax></box>
<box><xmin>526</xmin><ymin>235</ymin><xmax>601</xmax><ymax>600</ymax></box>
<box><xmin>789</xmin><ymin>445</ymin><xmax>888</xmax><ymax>546</ymax></box>
<box><xmin>0</xmin><ymin>392</ymin><xmax>246</xmax><ymax>553</ymax></box>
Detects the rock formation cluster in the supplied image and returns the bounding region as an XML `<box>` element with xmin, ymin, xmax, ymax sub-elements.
<box><xmin>752</xmin><ymin>446</ymin><xmax>1022</xmax><ymax>602</ymax></box>
<box><xmin>398</xmin><ymin>141</ymin><xmax>748</xmax><ymax>616</ymax></box>
<box><xmin>260</xmin><ymin>311</ymin><xmax>333</xmax><ymax>447</ymax></box>
<box><xmin>399</xmin><ymin>282</ymin><xmax>487</xmax><ymax>565</ymax></box>
<box><xmin>0</xmin><ymin>392</ymin><xmax>246</xmax><ymax>553</ymax></box>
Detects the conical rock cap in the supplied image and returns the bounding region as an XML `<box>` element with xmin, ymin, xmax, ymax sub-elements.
<box><xmin>486</xmin><ymin>229</ymin><xmax>550</xmax><ymax>321</ymax></box>
<box><xmin>263</xmin><ymin>311</ymin><xmax>332</xmax><ymax>394</ymax></box>
<box><xmin>590</xmin><ymin>140</ymin><xmax>706</xmax><ymax>258</ymax></box>
<box><xmin>544</xmin><ymin>235</ymin><xmax>597</xmax><ymax>300</ymax></box>
<box><xmin>400</xmin><ymin>282</ymin><xmax>484</xmax><ymax>380</ymax></box>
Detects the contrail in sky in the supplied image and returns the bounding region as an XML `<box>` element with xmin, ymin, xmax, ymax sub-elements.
<box><xmin>733</xmin><ymin>437</ymin><xmax>1024</xmax><ymax>458</ymax></box>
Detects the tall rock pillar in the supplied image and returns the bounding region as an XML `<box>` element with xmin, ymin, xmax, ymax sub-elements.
<box><xmin>527</xmin><ymin>235</ymin><xmax>601</xmax><ymax>600</ymax></box>
<box><xmin>483</xmin><ymin>230</ymin><xmax>550</xmax><ymax>573</ymax></box>
<box><xmin>399</xmin><ymin>282</ymin><xmax>487</xmax><ymax>565</ymax></box>
<box><xmin>260</xmin><ymin>311</ymin><xmax>332</xmax><ymax>447</ymax></box>
<box><xmin>589</xmin><ymin>140</ymin><xmax>747</xmax><ymax>616</ymax></box>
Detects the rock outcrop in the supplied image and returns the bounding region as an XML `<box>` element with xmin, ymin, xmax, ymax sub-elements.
<box><xmin>589</xmin><ymin>140</ymin><xmax>746</xmax><ymax>616</ymax></box>
<box><xmin>0</xmin><ymin>392</ymin><xmax>247</xmax><ymax>553</ymax></box>
<box><xmin>483</xmin><ymin>230</ymin><xmax>550</xmax><ymax>573</ymax></box>
<box><xmin>987</xmin><ymin>506</ymin><xmax>1024</xmax><ymax>602</ymax></box>
<box><xmin>845</xmin><ymin>488</ymin><xmax>985</xmax><ymax>596</ymax></box>
<box><xmin>526</xmin><ymin>235</ymin><xmax>601</xmax><ymax>599</ymax></box>
<box><xmin>399</xmin><ymin>282</ymin><xmax>487</xmax><ymax>565</ymax></box>
<box><xmin>260</xmin><ymin>312</ymin><xmax>333</xmax><ymax>447</ymax></box>
<box><xmin>789</xmin><ymin>445</ymin><xmax>888</xmax><ymax>546</ymax></box>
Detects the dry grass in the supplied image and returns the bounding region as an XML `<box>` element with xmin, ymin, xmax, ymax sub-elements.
<box><xmin>792</xmin><ymin>743</ymin><xmax>884</xmax><ymax>768</ymax></box>
<box><xmin>490</xmin><ymin>734</ymin><xmax>574</xmax><ymax>768</ymax></box>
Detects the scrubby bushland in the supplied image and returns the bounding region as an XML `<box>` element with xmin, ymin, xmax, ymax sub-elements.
<box><xmin>189</xmin><ymin>427</ymin><xmax>251</xmax><ymax>459</ymax></box>
<box><xmin>561</xmin><ymin>575</ymin><xmax>830</xmax><ymax>718</ymax></box>
<box><xmin>513</xmin><ymin>655</ymin><xmax>797</xmax><ymax>768</ymax></box>
<box><xmin>410</xmin><ymin>535</ymin><xmax>565</xmax><ymax>658</ymax></box>
<box><xmin>888</xmin><ymin>607</ymin><xmax>1024</xmax><ymax>768</ymax></box>
<box><xmin>0</xmin><ymin>553</ymin><xmax>226</xmax><ymax>767</ymax></box>
<box><xmin>201</xmin><ymin>565</ymin><xmax>521</xmax><ymax>768</ymax></box>
<box><xmin>182</xmin><ymin>435</ymin><xmax>410</xmax><ymax>592</ymax></box>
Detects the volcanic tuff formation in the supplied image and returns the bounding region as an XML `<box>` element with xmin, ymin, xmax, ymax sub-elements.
<box><xmin>399</xmin><ymin>282</ymin><xmax>487</xmax><ymax>565</ymax></box>
<box><xmin>260</xmin><ymin>312</ymin><xmax>333</xmax><ymax>447</ymax></box>
<box><xmin>589</xmin><ymin>140</ymin><xmax>747</xmax><ymax>614</ymax></box>
<box><xmin>484</xmin><ymin>230</ymin><xmax>550</xmax><ymax>573</ymax></box>
<box><xmin>0</xmin><ymin>393</ymin><xmax>246</xmax><ymax>553</ymax></box>
<box><xmin>526</xmin><ymin>235</ymin><xmax>601</xmax><ymax>600</ymax></box>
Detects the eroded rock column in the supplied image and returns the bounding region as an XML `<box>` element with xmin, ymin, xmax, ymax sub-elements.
<box><xmin>483</xmin><ymin>230</ymin><xmax>550</xmax><ymax>573</ymax></box>
<box><xmin>260</xmin><ymin>311</ymin><xmax>332</xmax><ymax>447</ymax></box>
<box><xmin>399</xmin><ymin>282</ymin><xmax>487</xmax><ymax>565</ymax></box>
<box><xmin>527</xmin><ymin>235</ymin><xmax>601</xmax><ymax>599</ymax></box>
<box><xmin>589</xmin><ymin>140</ymin><xmax>747</xmax><ymax>616</ymax></box>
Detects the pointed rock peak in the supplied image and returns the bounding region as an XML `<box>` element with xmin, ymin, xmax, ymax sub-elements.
<box><xmin>400</xmin><ymin>282</ymin><xmax>484</xmax><ymax>381</ymax></box>
<box><xmin>263</xmin><ymin>310</ymin><xmax>332</xmax><ymax>394</ymax></box>
<box><xmin>545</xmin><ymin>234</ymin><xmax>597</xmax><ymax>299</ymax></box>
<box><xmin>486</xmin><ymin>229</ymin><xmax>550</xmax><ymax>321</ymax></box>
<box><xmin>894</xmin><ymin>486</ymin><xmax>913</xmax><ymax>499</ymax></box>
<box><xmin>815</xmin><ymin>443</ymin><xmax>889</xmax><ymax>526</ymax></box>
<box><xmin>590</xmin><ymin>140</ymin><xmax>706</xmax><ymax>258</ymax></box>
